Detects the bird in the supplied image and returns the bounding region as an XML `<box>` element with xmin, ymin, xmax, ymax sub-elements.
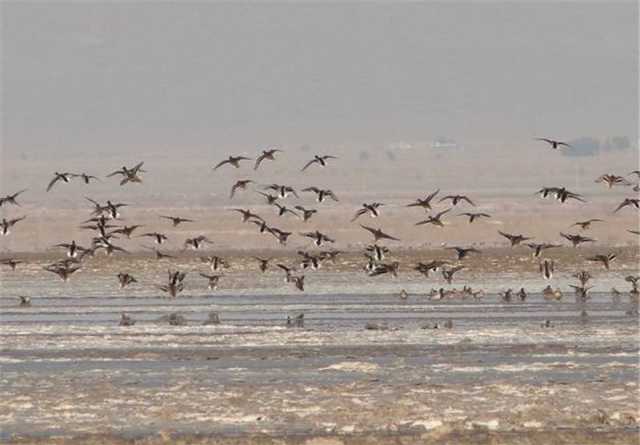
<box><xmin>184</xmin><ymin>235</ymin><xmax>213</xmax><ymax>250</ymax></box>
<box><xmin>53</xmin><ymin>240</ymin><xmax>89</xmax><ymax>258</ymax></box>
<box><xmin>571</xmin><ymin>219</ymin><xmax>604</xmax><ymax>230</ymax></box>
<box><xmin>365</xmin><ymin>244</ymin><xmax>389</xmax><ymax>262</ymax></box>
<box><xmin>257</xmin><ymin>191</ymin><xmax>280</xmax><ymax>205</ymax></box>
<box><xmin>200</xmin><ymin>256</ymin><xmax>229</xmax><ymax>271</ymax></box>
<box><xmin>498</xmin><ymin>230</ymin><xmax>532</xmax><ymax>246</ymax></box>
<box><xmin>251</xmin><ymin>219</ymin><xmax>271</xmax><ymax>234</ymax></box>
<box><xmin>200</xmin><ymin>273</ymin><xmax>222</xmax><ymax>291</ymax></box>
<box><xmin>110</xmin><ymin>225</ymin><xmax>143</xmax><ymax>239</ymax></box>
<box><xmin>273</xmin><ymin>203</ymin><xmax>299</xmax><ymax>218</ymax></box>
<box><xmin>587</xmin><ymin>253</ymin><xmax>617</xmax><ymax>270</ymax></box>
<box><xmin>44</xmin><ymin>263</ymin><xmax>81</xmax><ymax>282</ymax></box>
<box><xmin>351</xmin><ymin>203</ymin><xmax>384</xmax><ymax>222</ymax></box>
<box><xmin>71</xmin><ymin>173</ymin><xmax>100</xmax><ymax>184</ymax></box>
<box><xmin>1</xmin><ymin>258</ymin><xmax>23</xmax><ymax>270</ymax></box>
<box><xmin>46</xmin><ymin>172</ymin><xmax>73</xmax><ymax>191</ymax></box>
<box><xmin>539</xmin><ymin>259</ymin><xmax>554</xmax><ymax>280</ymax></box>
<box><xmin>230</xmin><ymin>208</ymin><xmax>263</xmax><ymax>223</ymax></box>
<box><xmin>263</xmin><ymin>184</ymin><xmax>298</xmax><ymax>199</ymax></box>
<box><xmin>254</xmin><ymin>148</ymin><xmax>283</xmax><ymax>170</ymax></box>
<box><xmin>18</xmin><ymin>296</ymin><xmax>31</xmax><ymax>307</ymax></box>
<box><xmin>595</xmin><ymin>174</ymin><xmax>631</xmax><ymax>188</ymax></box>
<box><xmin>368</xmin><ymin>261</ymin><xmax>400</xmax><ymax>278</ymax></box>
<box><xmin>407</xmin><ymin>190</ymin><xmax>440</xmax><ymax>212</ymax></box>
<box><xmin>107</xmin><ymin>162</ymin><xmax>145</xmax><ymax>185</ymax></box>
<box><xmin>442</xmin><ymin>266</ymin><xmax>465</xmax><ymax>284</ymax></box>
<box><xmin>573</xmin><ymin>271</ymin><xmax>592</xmax><ymax>287</ymax></box>
<box><xmin>277</xmin><ymin>263</ymin><xmax>296</xmax><ymax>282</ymax></box>
<box><xmin>300</xmin><ymin>230</ymin><xmax>335</xmax><ymax>247</ymax></box>
<box><xmin>213</xmin><ymin>156</ymin><xmax>252</xmax><ymax>170</ymax></box>
<box><xmin>446</xmin><ymin>246</ymin><xmax>481</xmax><ymax>260</ymax></box>
<box><xmin>301</xmin><ymin>155</ymin><xmax>337</xmax><ymax>171</ymax></box>
<box><xmin>253</xmin><ymin>257</ymin><xmax>271</xmax><ymax>273</ymax></box>
<box><xmin>1</xmin><ymin>216</ymin><xmax>26</xmax><ymax>235</ymax></box>
<box><xmin>117</xmin><ymin>273</ymin><xmax>137</xmax><ymax>288</ymax></box>
<box><xmin>415</xmin><ymin>208</ymin><xmax>451</xmax><ymax>227</ymax></box>
<box><xmin>0</xmin><ymin>189</ymin><xmax>27</xmax><ymax>207</ymax></box>
<box><xmin>157</xmin><ymin>270</ymin><xmax>187</xmax><ymax>298</ymax></box>
<box><xmin>535</xmin><ymin>138</ymin><xmax>572</xmax><ymax>150</ymax></box>
<box><xmin>301</xmin><ymin>187</ymin><xmax>339</xmax><ymax>202</ymax></box>
<box><xmin>119</xmin><ymin>313</ymin><xmax>136</xmax><ymax>326</ymax></box>
<box><xmin>560</xmin><ymin>232</ymin><xmax>596</xmax><ymax>247</ymax></box>
<box><xmin>439</xmin><ymin>194</ymin><xmax>475</xmax><ymax>206</ymax></box>
<box><xmin>614</xmin><ymin>198</ymin><xmax>639</xmax><ymax>213</ymax></box>
<box><xmin>500</xmin><ymin>289</ymin><xmax>513</xmax><ymax>303</ymax></box>
<box><xmin>525</xmin><ymin>242</ymin><xmax>561</xmax><ymax>257</ymax></box>
<box><xmin>139</xmin><ymin>232</ymin><xmax>168</xmax><ymax>245</ymax></box>
<box><xmin>297</xmin><ymin>251</ymin><xmax>323</xmax><ymax>270</ymax></box>
<box><xmin>414</xmin><ymin>260</ymin><xmax>449</xmax><ymax>277</ymax></box>
<box><xmin>458</xmin><ymin>212</ymin><xmax>491</xmax><ymax>223</ymax></box>
<box><xmin>517</xmin><ymin>288</ymin><xmax>527</xmax><ymax>301</ymax></box>
<box><xmin>537</xmin><ymin>187</ymin><xmax>585</xmax><ymax>203</ymax></box>
<box><xmin>543</xmin><ymin>285</ymin><xmax>563</xmax><ymax>301</ymax></box>
<box><xmin>360</xmin><ymin>225</ymin><xmax>400</xmax><ymax>242</ymax></box>
<box><xmin>230</xmin><ymin>180</ymin><xmax>254</xmax><ymax>199</ymax></box>
<box><xmin>289</xmin><ymin>275</ymin><xmax>305</xmax><ymax>291</ymax></box>
<box><xmin>160</xmin><ymin>215</ymin><xmax>194</xmax><ymax>227</ymax></box>
<box><xmin>145</xmin><ymin>247</ymin><xmax>175</xmax><ymax>260</ymax></box>
<box><xmin>294</xmin><ymin>206</ymin><xmax>318</xmax><ymax>222</ymax></box>
<box><xmin>268</xmin><ymin>227</ymin><xmax>293</xmax><ymax>245</ymax></box>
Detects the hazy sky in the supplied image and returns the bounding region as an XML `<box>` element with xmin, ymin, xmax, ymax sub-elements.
<box><xmin>2</xmin><ymin>1</ymin><xmax>638</xmax><ymax>158</ymax></box>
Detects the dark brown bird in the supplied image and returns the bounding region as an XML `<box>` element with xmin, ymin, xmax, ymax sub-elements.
<box><xmin>571</xmin><ymin>219</ymin><xmax>604</xmax><ymax>231</ymax></box>
<box><xmin>301</xmin><ymin>155</ymin><xmax>337</xmax><ymax>171</ymax></box>
<box><xmin>458</xmin><ymin>212</ymin><xmax>491</xmax><ymax>223</ymax></box>
<box><xmin>160</xmin><ymin>215</ymin><xmax>194</xmax><ymax>227</ymax></box>
<box><xmin>498</xmin><ymin>230</ymin><xmax>532</xmax><ymax>246</ymax></box>
<box><xmin>360</xmin><ymin>224</ymin><xmax>400</xmax><ymax>242</ymax></box>
<box><xmin>587</xmin><ymin>253</ymin><xmax>616</xmax><ymax>270</ymax></box>
<box><xmin>535</xmin><ymin>138</ymin><xmax>572</xmax><ymax>150</ymax></box>
<box><xmin>406</xmin><ymin>189</ymin><xmax>440</xmax><ymax>212</ymax></box>
<box><xmin>446</xmin><ymin>246</ymin><xmax>481</xmax><ymax>260</ymax></box>
<box><xmin>415</xmin><ymin>208</ymin><xmax>451</xmax><ymax>227</ymax></box>
<box><xmin>213</xmin><ymin>155</ymin><xmax>252</xmax><ymax>170</ymax></box>
<box><xmin>230</xmin><ymin>179</ymin><xmax>254</xmax><ymax>198</ymax></box>
<box><xmin>254</xmin><ymin>148</ymin><xmax>283</xmax><ymax>170</ymax></box>
<box><xmin>0</xmin><ymin>189</ymin><xmax>27</xmax><ymax>207</ymax></box>
<box><xmin>614</xmin><ymin>198</ymin><xmax>639</xmax><ymax>213</ymax></box>
<box><xmin>439</xmin><ymin>194</ymin><xmax>475</xmax><ymax>206</ymax></box>
<box><xmin>560</xmin><ymin>232</ymin><xmax>596</xmax><ymax>247</ymax></box>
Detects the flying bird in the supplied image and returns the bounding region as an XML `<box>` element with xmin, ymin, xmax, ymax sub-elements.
<box><xmin>0</xmin><ymin>189</ymin><xmax>27</xmax><ymax>207</ymax></box>
<box><xmin>46</xmin><ymin>172</ymin><xmax>73</xmax><ymax>192</ymax></box>
<box><xmin>535</xmin><ymin>138</ymin><xmax>572</xmax><ymax>150</ymax></box>
<box><xmin>498</xmin><ymin>230</ymin><xmax>532</xmax><ymax>247</ymax></box>
<box><xmin>301</xmin><ymin>155</ymin><xmax>337</xmax><ymax>171</ymax></box>
<box><xmin>407</xmin><ymin>189</ymin><xmax>440</xmax><ymax>212</ymax></box>
<box><xmin>351</xmin><ymin>203</ymin><xmax>384</xmax><ymax>222</ymax></box>
<box><xmin>213</xmin><ymin>156</ymin><xmax>252</xmax><ymax>170</ymax></box>
<box><xmin>254</xmin><ymin>148</ymin><xmax>283</xmax><ymax>170</ymax></box>
<box><xmin>415</xmin><ymin>209</ymin><xmax>451</xmax><ymax>228</ymax></box>
<box><xmin>360</xmin><ymin>225</ymin><xmax>400</xmax><ymax>242</ymax></box>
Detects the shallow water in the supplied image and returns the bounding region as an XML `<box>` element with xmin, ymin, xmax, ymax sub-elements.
<box><xmin>1</xmin><ymin>253</ymin><xmax>639</xmax><ymax>443</ymax></box>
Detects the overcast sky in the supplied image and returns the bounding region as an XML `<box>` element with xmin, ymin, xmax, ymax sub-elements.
<box><xmin>2</xmin><ymin>2</ymin><xmax>638</xmax><ymax>158</ymax></box>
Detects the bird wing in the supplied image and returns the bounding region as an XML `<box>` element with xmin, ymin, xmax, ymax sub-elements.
<box><xmin>301</xmin><ymin>159</ymin><xmax>317</xmax><ymax>171</ymax></box>
<box><xmin>46</xmin><ymin>175</ymin><xmax>61</xmax><ymax>192</ymax></box>
<box><xmin>213</xmin><ymin>159</ymin><xmax>230</xmax><ymax>170</ymax></box>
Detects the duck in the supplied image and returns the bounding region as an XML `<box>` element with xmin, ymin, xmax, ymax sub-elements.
<box><xmin>160</xmin><ymin>215</ymin><xmax>195</xmax><ymax>226</ymax></box>
<box><xmin>351</xmin><ymin>203</ymin><xmax>384</xmax><ymax>222</ymax></box>
<box><xmin>117</xmin><ymin>272</ymin><xmax>137</xmax><ymax>288</ymax></box>
<box><xmin>0</xmin><ymin>189</ymin><xmax>27</xmax><ymax>207</ymax></box>
<box><xmin>46</xmin><ymin>172</ymin><xmax>73</xmax><ymax>191</ymax></box>
<box><xmin>212</xmin><ymin>155</ymin><xmax>252</xmax><ymax>170</ymax></box>
<box><xmin>1</xmin><ymin>216</ymin><xmax>26</xmax><ymax>235</ymax></box>
<box><xmin>415</xmin><ymin>209</ymin><xmax>451</xmax><ymax>227</ymax></box>
<box><xmin>360</xmin><ymin>224</ymin><xmax>400</xmax><ymax>242</ymax></box>
<box><xmin>406</xmin><ymin>189</ymin><xmax>440</xmax><ymax>212</ymax></box>
<box><xmin>543</xmin><ymin>285</ymin><xmax>563</xmax><ymax>301</ymax></box>
<box><xmin>229</xmin><ymin>179</ymin><xmax>254</xmax><ymax>199</ymax></box>
<box><xmin>301</xmin><ymin>155</ymin><xmax>337</xmax><ymax>171</ymax></box>
<box><xmin>254</xmin><ymin>148</ymin><xmax>283</xmax><ymax>170</ymax></box>
<box><xmin>535</xmin><ymin>138</ymin><xmax>572</xmax><ymax>150</ymax></box>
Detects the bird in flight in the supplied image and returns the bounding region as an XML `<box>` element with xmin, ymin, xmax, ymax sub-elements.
<box><xmin>254</xmin><ymin>148</ymin><xmax>283</xmax><ymax>170</ymax></box>
<box><xmin>498</xmin><ymin>230</ymin><xmax>532</xmax><ymax>247</ymax></box>
<box><xmin>535</xmin><ymin>138</ymin><xmax>572</xmax><ymax>150</ymax></box>
<box><xmin>570</xmin><ymin>219</ymin><xmax>604</xmax><ymax>231</ymax></box>
<box><xmin>160</xmin><ymin>215</ymin><xmax>194</xmax><ymax>227</ymax></box>
<box><xmin>439</xmin><ymin>194</ymin><xmax>475</xmax><ymax>206</ymax></box>
<box><xmin>0</xmin><ymin>190</ymin><xmax>27</xmax><ymax>207</ymax></box>
<box><xmin>458</xmin><ymin>212</ymin><xmax>491</xmax><ymax>223</ymax></box>
<box><xmin>213</xmin><ymin>155</ymin><xmax>252</xmax><ymax>170</ymax></box>
<box><xmin>415</xmin><ymin>209</ymin><xmax>451</xmax><ymax>227</ymax></box>
<box><xmin>230</xmin><ymin>179</ymin><xmax>254</xmax><ymax>199</ymax></box>
<box><xmin>407</xmin><ymin>189</ymin><xmax>440</xmax><ymax>212</ymax></box>
<box><xmin>360</xmin><ymin>225</ymin><xmax>400</xmax><ymax>242</ymax></box>
<box><xmin>301</xmin><ymin>155</ymin><xmax>338</xmax><ymax>171</ymax></box>
<box><xmin>351</xmin><ymin>203</ymin><xmax>384</xmax><ymax>222</ymax></box>
<box><xmin>46</xmin><ymin>172</ymin><xmax>73</xmax><ymax>192</ymax></box>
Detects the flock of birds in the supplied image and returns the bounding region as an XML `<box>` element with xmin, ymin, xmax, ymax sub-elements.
<box><xmin>1</xmin><ymin>138</ymin><xmax>639</xmax><ymax>325</ymax></box>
